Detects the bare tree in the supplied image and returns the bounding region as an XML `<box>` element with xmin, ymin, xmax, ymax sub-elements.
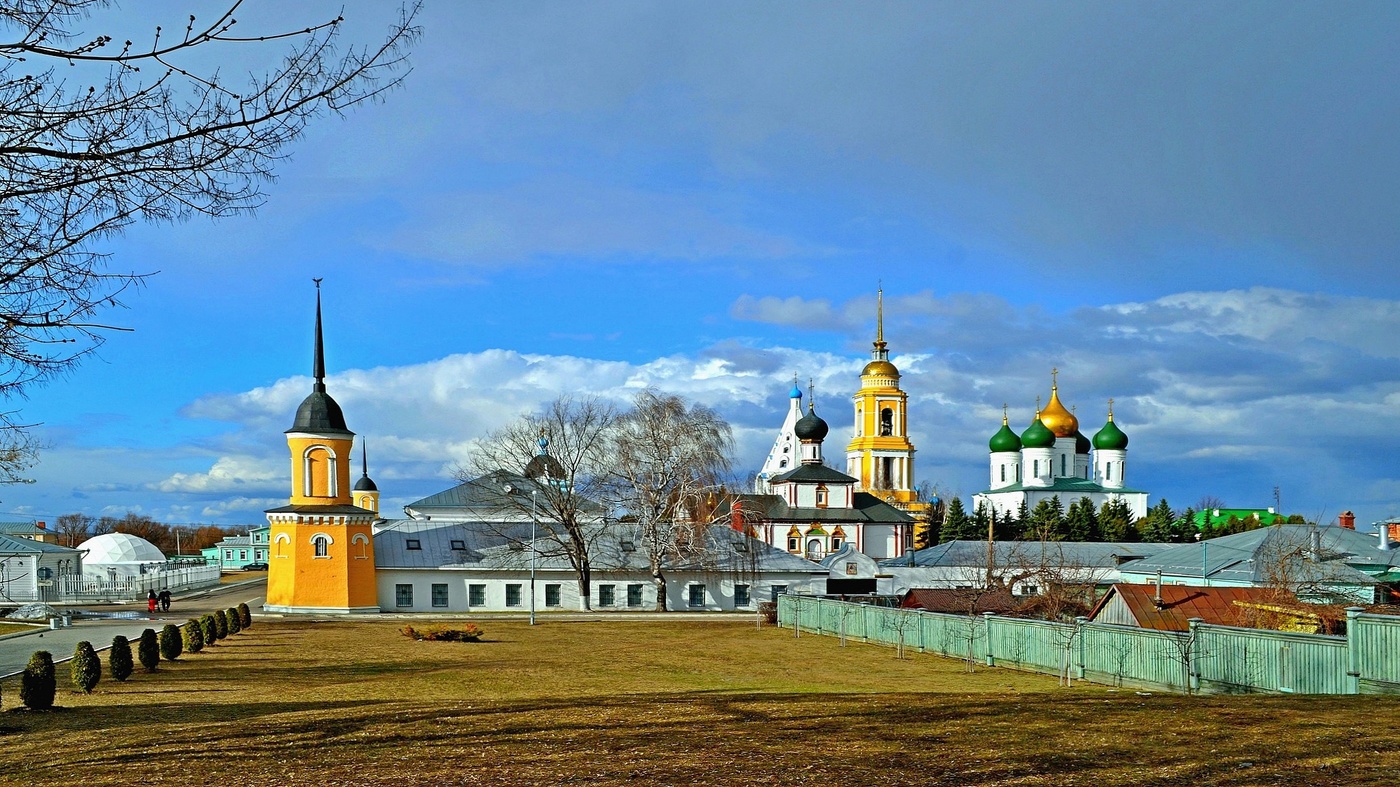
<box><xmin>610</xmin><ymin>389</ymin><xmax>733</xmax><ymax>611</ymax></box>
<box><xmin>54</xmin><ymin>512</ymin><xmax>93</xmax><ymax>547</ymax></box>
<box><xmin>0</xmin><ymin>1</ymin><xmax>421</xmax><ymax>476</ymax></box>
<box><xmin>466</xmin><ymin>396</ymin><xmax>617</xmax><ymax>611</ymax></box>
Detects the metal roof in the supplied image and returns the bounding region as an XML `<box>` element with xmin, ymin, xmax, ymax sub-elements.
<box><xmin>977</xmin><ymin>477</ymin><xmax>1146</xmax><ymax>495</ymax></box>
<box><xmin>1087</xmin><ymin>583</ymin><xmax>1291</xmax><ymax>632</ymax></box>
<box><xmin>883</xmin><ymin>539</ymin><xmax>1167</xmax><ymax>570</ymax></box>
<box><xmin>0</xmin><ymin>534</ymin><xmax>82</xmax><ymax>555</ymax></box>
<box><xmin>768</xmin><ymin>463</ymin><xmax>859</xmax><ymax>485</ymax></box>
<box><xmin>1119</xmin><ymin>525</ymin><xmax>1395</xmax><ymax>585</ymax></box>
<box><xmin>724</xmin><ymin>492</ymin><xmax>913</xmax><ymax>524</ymax></box>
<box><xmin>405</xmin><ymin>470</ymin><xmax>605</xmax><ymax>516</ymax></box>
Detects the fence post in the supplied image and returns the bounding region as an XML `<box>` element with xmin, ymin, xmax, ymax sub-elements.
<box><xmin>862</xmin><ymin>604</ymin><xmax>869</xmax><ymax>643</ymax></box>
<box><xmin>983</xmin><ymin>612</ymin><xmax>996</xmax><ymax>667</ymax></box>
<box><xmin>917</xmin><ymin>610</ymin><xmax>926</xmax><ymax>653</ymax></box>
<box><xmin>1074</xmin><ymin>616</ymin><xmax>1088</xmax><ymax>681</ymax></box>
<box><xmin>1187</xmin><ymin>617</ymin><xmax>1203</xmax><ymax>694</ymax></box>
<box><xmin>1345</xmin><ymin>606</ymin><xmax>1364</xmax><ymax>695</ymax></box>
<box><xmin>816</xmin><ymin>599</ymin><xmax>824</xmax><ymax>636</ymax></box>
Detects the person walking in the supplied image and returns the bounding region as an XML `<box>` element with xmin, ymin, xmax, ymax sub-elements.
<box><xmin>147</xmin><ymin>589</ymin><xmax>158</xmax><ymax>614</ymax></box>
<box><xmin>158</xmin><ymin>589</ymin><xmax>172</xmax><ymax>612</ymax></box>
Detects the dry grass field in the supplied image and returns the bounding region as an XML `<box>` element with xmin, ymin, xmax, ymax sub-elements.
<box><xmin>1</xmin><ymin>618</ymin><xmax>1398</xmax><ymax>786</ymax></box>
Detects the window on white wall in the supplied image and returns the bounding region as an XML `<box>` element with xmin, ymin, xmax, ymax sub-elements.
<box><xmin>395</xmin><ymin>584</ymin><xmax>413</xmax><ymax>607</ymax></box>
<box><xmin>734</xmin><ymin>584</ymin><xmax>750</xmax><ymax>607</ymax></box>
<box><xmin>688</xmin><ymin>584</ymin><xmax>706</xmax><ymax>608</ymax></box>
<box><xmin>545</xmin><ymin>584</ymin><xmax>561</xmax><ymax>607</ymax></box>
<box><xmin>431</xmin><ymin>584</ymin><xmax>449</xmax><ymax>607</ymax></box>
<box><xmin>598</xmin><ymin>584</ymin><xmax>615</xmax><ymax>606</ymax></box>
<box><xmin>506</xmin><ymin>584</ymin><xmax>522</xmax><ymax>607</ymax></box>
<box><xmin>627</xmin><ymin>584</ymin><xmax>643</xmax><ymax>607</ymax></box>
<box><xmin>469</xmin><ymin>584</ymin><xmax>486</xmax><ymax>607</ymax></box>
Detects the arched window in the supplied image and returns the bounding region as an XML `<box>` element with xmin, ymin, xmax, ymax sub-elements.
<box><xmin>351</xmin><ymin>533</ymin><xmax>370</xmax><ymax>560</ymax></box>
<box><xmin>273</xmin><ymin>532</ymin><xmax>291</xmax><ymax>558</ymax></box>
<box><xmin>1061</xmin><ymin>455</ymin><xmax>1067</xmax><ymax>476</ymax></box>
<box><xmin>303</xmin><ymin>446</ymin><xmax>338</xmax><ymax>498</ymax></box>
<box><xmin>815</xmin><ymin>485</ymin><xmax>829</xmax><ymax>508</ymax></box>
<box><xmin>806</xmin><ymin>539</ymin><xmax>822</xmax><ymax>559</ymax></box>
<box><xmin>879</xmin><ymin>408</ymin><xmax>893</xmax><ymax>436</ymax></box>
<box><xmin>312</xmin><ymin>534</ymin><xmax>332</xmax><ymax>558</ymax></box>
<box><xmin>1000</xmin><ymin>465</ymin><xmax>1006</xmax><ymax>483</ymax></box>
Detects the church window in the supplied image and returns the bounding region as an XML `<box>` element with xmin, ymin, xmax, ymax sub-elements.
<box><xmin>787</xmin><ymin>536</ymin><xmax>800</xmax><ymax>552</ymax></box>
<box><xmin>880</xmin><ymin>408</ymin><xmax>894</xmax><ymax>436</ymax></box>
<box><xmin>1061</xmin><ymin>455</ymin><xmax>1067</xmax><ymax>476</ymax></box>
<box><xmin>1106</xmin><ymin>464</ymin><xmax>1113</xmax><ymax>481</ymax></box>
<box><xmin>816</xmin><ymin>485</ymin><xmax>829</xmax><ymax>508</ymax></box>
<box><xmin>688</xmin><ymin>584</ymin><xmax>707</xmax><ymax>608</ymax></box>
<box><xmin>303</xmin><ymin>446</ymin><xmax>338</xmax><ymax>498</ymax></box>
<box><xmin>431</xmin><ymin>584</ymin><xmax>449</xmax><ymax>608</ymax></box>
<box><xmin>734</xmin><ymin>584</ymin><xmax>751</xmax><ymax>607</ymax></box>
<box><xmin>879</xmin><ymin>457</ymin><xmax>894</xmax><ymax>489</ymax></box>
<box><xmin>806</xmin><ymin>539</ymin><xmax>822</xmax><ymax>559</ymax></box>
<box><xmin>312</xmin><ymin>535</ymin><xmax>330</xmax><ymax>558</ymax></box>
<box><xmin>505</xmin><ymin>584</ymin><xmax>522</xmax><ymax>607</ymax></box>
<box><xmin>352</xmin><ymin>533</ymin><xmax>369</xmax><ymax>560</ymax></box>
<box><xmin>1033</xmin><ymin>460</ymin><xmax>1040</xmax><ymax>477</ymax></box>
<box><xmin>395</xmin><ymin>584</ymin><xmax>413</xmax><ymax>607</ymax></box>
<box><xmin>545</xmin><ymin>584</ymin><xmax>562</xmax><ymax>607</ymax></box>
<box><xmin>1000</xmin><ymin>465</ymin><xmax>1006</xmax><ymax>483</ymax></box>
<box><xmin>831</xmin><ymin>536</ymin><xmax>843</xmax><ymax>550</ymax></box>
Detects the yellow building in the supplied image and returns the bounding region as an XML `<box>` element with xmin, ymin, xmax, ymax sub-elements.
<box><xmin>264</xmin><ymin>284</ymin><xmax>380</xmax><ymax>614</ymax></box>
<box><xmin>845</xmin><ymin>290</ymin><xmax>932</xmax><ymax>540</ymax></box>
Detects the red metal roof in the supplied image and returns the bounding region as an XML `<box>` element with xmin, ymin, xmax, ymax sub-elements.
<box><xmin>1088</xmin><ymin>584</ymin><xmax>1284</xmax><ymax>631</ymax></box>
<box><xmin>901</xmin><ymin>587</ymin><xmax>1020</xmax><ymax>615</ymax></box>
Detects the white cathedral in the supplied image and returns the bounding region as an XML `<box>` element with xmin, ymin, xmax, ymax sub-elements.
<box><xmin>972</xmin><ymin>373</ymin><xmax>1148</xmax><ymax>520</ymax></box>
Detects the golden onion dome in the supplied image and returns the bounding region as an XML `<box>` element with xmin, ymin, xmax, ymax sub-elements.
<box><xmin>862</xmin><ymin>359</ymin><xmax>900</xmax><ymax>378</ymax></box>
<box><xmin>1039</xmin><ymin>384</ymin><xmax>1078</xmax><ymax>438</ymax></box>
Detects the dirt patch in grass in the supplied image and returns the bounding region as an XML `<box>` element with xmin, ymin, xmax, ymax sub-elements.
<box><xmin>1</xmin><ymin>619</ymin><xmax>1397</xmax><ymax>786</ymax></box>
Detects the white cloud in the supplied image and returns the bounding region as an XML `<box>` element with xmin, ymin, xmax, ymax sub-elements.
<box><xmin>153</xmin><ymin>455</ymin><xmax>285</xmax><ymax>495</ymax></box>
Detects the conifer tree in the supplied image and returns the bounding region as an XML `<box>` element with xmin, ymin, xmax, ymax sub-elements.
<box><xmin>1065</xmin><ymin>497</ymin><xmax>1101</xmax><ymax>541</ymax></box>
<box><xmin>200</xmin><ymin>614</ymin><xmax>218</xmax><ymax>646</ymax></box>
<box><xmin>237</xmin><ymin>603</ymin><xmax>253</xmax><ymax>629</ymax></box>
<box><xmin>159</xmin><ymin>624</ymin><xmax>183</xmax><ymax>661</ymax></box>
<box><xmin>71</xmin><ymin>641</ymin><xmax>100</xmax><ymax>693</ymax></box>
<box><xmin>109</xmin><ymin>635</ymin><xmax>133</xmax><ymax>681</ymax></box>
<box><xmin>137</xmin><ymin>629</ymin><xmax>160</xmax><ymax>672</ymax></box>
<box><xmin>20</xmin><ymin>651</ymin><xmax>56</xmax><ymax>710</ymax></box>
<box><xmin>1100</xmin><ymin>499</ymin><xmax>1139</xmax><ymax>542</ymax></box>
<box><xmin>226</xmin><ymin>607</ymin><xmax>241</xmax><ymax>635</ymax></box>
<box><xmin>939</xmin><ymin>497</ymin><xmax>972</xmax><ymax>543</ymax></box>
<box><xmin>214</xmin><ymin>610</ymin><xmax>229</xmax><ymax>640</ymax></box>
<box><xmin>182</xmin><ymin>620</ymin><xmax>204</xmax><ymax>654</ymax></box>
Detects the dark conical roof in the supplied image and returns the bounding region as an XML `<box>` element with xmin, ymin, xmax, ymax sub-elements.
<box><xmin>525</xmin><ymin>453</ymin><xmax>565</xmax><ymax>481</ymax></box>
<box><xmin>354</xmin><ymin>440</ymin><xmax>377</xmax><ymax>490</ymax></box>
<box><xmin>794</xmin><ymin>403</ymin><xmax>829</xmax><ymax>441</ymax></box>
<box><xmin>287</xmin><ymin>282</ymin><xmax>353</xmax><ymax>436</ymax></box>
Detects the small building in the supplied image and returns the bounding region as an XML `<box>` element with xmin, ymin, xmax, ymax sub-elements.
<box><xmin>901</xmin><ymin>587</ymin><xmax>1021</xmax><ymax>615</ymax></box>
<box><xmin>0</xmin><ymin>520</ymin><xmax>58</xmax><ymax>544</ymax></box>
<box><xmin>78</xmin><ymin>532</ymin><xmax>166</xmax><ymax>580</ymax></box>
<box><xmin>819</xmin><ymin>543</ymin><xmax>892</xmax><ymax>595</ymax></box>
<box><xmin>0</xmin><ymin>534</ymin><xmax>83</xmax><ymax>602</ymax></box>
<box><xmin>208</xmin><ymin>526</ymin><xmax>271</xmax><ymax>570</ymax></box>
<box><xmin>1087</xmin><ymin>583</ymin><xmax>1312</xmax><ymax>632</ymax></box>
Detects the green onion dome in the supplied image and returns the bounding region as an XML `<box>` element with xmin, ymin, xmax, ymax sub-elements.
<box><xmin>989</xmin><ymin>417</ymin><xmax>1022</xmax><ymax>453</ymax></box>
<box><xmin>1092</xmin><ymin>416</ymin><xmax>1129</xmax><ymax>450</ymax></box>
<box><xmin>1021</xmin><ymin>417</ymin><xmax>1056</xmax><ymax>449</ymax></box>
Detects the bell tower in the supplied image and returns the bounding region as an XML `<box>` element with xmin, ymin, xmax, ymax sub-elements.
<box><xmin>264</xmin><ymin>281</ymin><xmax>380</xmax><ymax>614</ymax></box>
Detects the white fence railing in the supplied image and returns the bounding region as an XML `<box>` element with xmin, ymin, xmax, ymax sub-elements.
<box><xmin>58</xmin><ymin>564</ymin><xmax>222</xmax><ymax>601</ymax></box>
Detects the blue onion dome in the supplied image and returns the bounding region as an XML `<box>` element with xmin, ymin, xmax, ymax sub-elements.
<box><xmin>1093</xmin><ymin>415</ymin><xmax>1129</xmax><ymax>450</ymax></box>
<box><xmin>1021</xmin><ymin>416</ymin><xmax>1056</xmax><ymax>449</ymax></box>
<box><xmin>537</xmin><ymin>434</ymin><xmax>550</xmax><ymax>450</ymax></box>
<box><xmin>794</xmin><ymin>404</ymin><xmax>829</xmax><ymax>441</ymax></box>
<box><xmin>989</xmin><ymin>416</ymin><xmax>1022</xmax><ymax>453</ymax></box>
<box><xmin>789</xmin><ymin>383</ymin><xmax>803</xmax><ymax>399</ymax></box>
<box><xmin>1075</xmin><ymin>430</ymin><xmax>1091</xmax><ymax>453</ymax></box>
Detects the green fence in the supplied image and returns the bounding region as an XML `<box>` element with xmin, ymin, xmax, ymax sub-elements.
<box><xmin>779</xmin><ymin>596</ymin><xmax>1400</xmax><ymax>695</ymax></box>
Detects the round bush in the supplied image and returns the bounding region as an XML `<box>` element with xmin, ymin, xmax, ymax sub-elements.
<box><xmin>226</xmin><ymin>607</ymin><xmax>241</xmax><ymax>635</ymax></box>
<box><xmin>20</xmin><ymin>650</ymin><xmax>56</xmax><ymax>710</ymax></box>
<box><xmin>237</xmin><ymin>602</ymin><xmax>252</xmax><ymax>629</ymax></box>
<box><xmin>214</xmin><ymin>610</ymin><xmax>228</xmax><ymax>640</ymax></box>
<box><xmin>159</xmin><ymin>624</ymin><xmax>183</xmax><ymax>661</ymax></box>
<box><xmin>137</xmin><ymin>628</ymin><xmax>160</xmax><ymax>672</ymax></box>
<box><xmin>71</xmin><ymin>641</ymin><xmax>101</xmax><ymax>694</ymax></box>
<box><xmin>182</xmin><ymin>619</ymin><xmax>204</xmax><ymax>654</ymax></box>
<box><xmin>200</xmin><ymin>614</ymin><xmax>217</xmax><ymax>646</ymax></box>
<box><xmin>109</xmin><ymin>635</ymin><xmax>133</xmax><ymax>681</ymax></box>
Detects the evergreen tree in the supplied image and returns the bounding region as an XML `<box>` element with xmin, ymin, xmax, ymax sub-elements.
<box><xmin>159</xmin><ymin>624</ymin><xmax>183</xmax><ymax>661</ymax></box>
<box><xmin>237</xmin><ymin>603</ymin><xmax>253</xmax><ymax>629</ymax></box>
<box><xmin>137</xmin><ymin>628</ymin><xmax>160</xmax><ymax>672</ymax></box>
<box><xmin>214</xmin><ymin>610</ymin><xmax>229</xmax><ymax>640</ymax></box>
<box><xmin>1176</xmin><ymin>507</ymin><xmax>1199</xmax><ymax>543</ymax></box>
<box><xmin>1027</xmin><ymin>498</ymin><xmax>1065</xmax><ymax>541</ymax></box>
<box><xmin>1065</xmin><ymin>497</ymin><xmax>1101</xmax><ymax>541</ymax></box>
<box><xmin>20</xmin><ymin>651</ymin><xmax>56</xmax><ymax>710</ymax></box>
<box><xmin>109</xmin><ymin>635</ymin><xmax>134</xmax><ymax>681</ymax></box>
<box><xmin>200</xmin><ymin>614</ymin><xmax>218</xmax><ymax>646</ymax></box>
<box><xmin>182</xmin><ymin>620</ymin><xmax>205</xmax><ymax>654</ymax></box>
<box><xmin>939</xmin><ymin>497</ymin><xmax>972</xmax><ymax>543</ymax></box>
<box><xmin>226</xmin><ymin>607</ymin><xmax>241</xmax><ymax>635</ymax></box>
<box><xmin>1100</xmin><ymin>499</ymin><xmax>1139</xmax><ymax>542</ymax></box>
<box><xmin>971</xmin><ymin>501</ymin><xmax>992</xmax><ymax>542</ymax></box>
<box><xmin>71</xmin><ymin>641</ymin><xmax>101</xmax><ymax>694</ymax></box>
<box><xmin>1008</xmin><ymin>499</ymin><xmax>1030</xmax><ymax>540</ymax></box>
<box><xmin>1141</xmin><ymin>499</ymin><xmax>1177</xmax><ymax>542</ymax></box>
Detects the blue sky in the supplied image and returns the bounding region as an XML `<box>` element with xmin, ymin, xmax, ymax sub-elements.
<box><xmin>9</xmin><ymin>1</ymin><xmax>1400</xmax><ymax>529</ymax></box>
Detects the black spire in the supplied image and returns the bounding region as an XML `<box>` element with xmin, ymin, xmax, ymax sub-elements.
<box><xmin>354</xmin><ymin>438</ymin><xmax>377</xmax><ymax>491</ymax></box>
<box><xmin>313</xmin><ymin>278</ymin><xmax>326</xmax><ymax>393</ymax></box>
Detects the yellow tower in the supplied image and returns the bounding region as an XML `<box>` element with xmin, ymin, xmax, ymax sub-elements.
<box><xmin>351</xmin><ymin>441</ymin><xmax>380</xmax><ymax>516</ymax></box>
<box><xmin>846</xmin><ymin>289</ymin><xmax>930</xmax><ymax>529</ymax></box>
<box><xmin>264</xmin><ymin>282</ymin><xmax>379</xmax><ymax>614</ymax></box>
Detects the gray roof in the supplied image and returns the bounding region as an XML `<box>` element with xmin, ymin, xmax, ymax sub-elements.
<box><xmin>0</xmin><ymin>534</ymin><xmax>82</xmax><ymax>556</ymax></box>
<box><xmin>978</xmin><ymin>477</ymin><xmax>1146</xmax><ymax>496</ymax></box>
<box><xmin>374</xmin><ymin>520</ymin><xmax>825</xmax><ymax>575</ymax></box>
<box><xmin>883</xmin><ymin>539</ymin><xmax>1168</xmax><ymax>570</ymax></box>
<box><xmin>405</xmin><ymin>470</ymin><xmax>605</xmax><ymax>516</ymax></box>
<box><xmin>724</xmin><ymin>493</ymin><xmax>913</xmax><ymax>524</ymax></box>
<box><xmin>769</xmin><ymin>463</ymin><xmax>858</xmax><ymax>485</ymax></box>
<box><xmin>0</xmin><ymin>521</ymin><xmax>43</xmax><ymax>535</ymax></box>
<box><xmin>214</xmin><ymin>536</ymin><xmax>252</xmax><ymax>548</ymax></box>
<box><xmin>1119</xmin><ymin>525</ymin><xmax>1396</xmax><ymax>586</ymax></box>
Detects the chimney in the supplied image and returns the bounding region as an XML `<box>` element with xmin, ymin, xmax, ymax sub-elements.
<box><xmin>1308</xmin><ymin>528</ymin><xmax>1321</xmax><ymax>562</ymax></box>
<box><xmin>1339</xmin><ymin>511</ymin><xmax>1356</xmax><ymax>530</ymax></box>
<box><xmin>1153</xmin><ymin>570</ymin><xmax>1164</xmax><ymax>608</ymax></box>
<box><xmin>730</xmin><ymin>501</ymin><xmax>745</xmax><ymax>533</ymax></box>
<box><xmin>36</xmin><ymin>521</ymin><xmax>46</xmax><ymax>530</ymax></box>
<box><xmin>1381</xmin><ymin>524</ymin><xmax>1393</xmax><ymax>552</ymax></box>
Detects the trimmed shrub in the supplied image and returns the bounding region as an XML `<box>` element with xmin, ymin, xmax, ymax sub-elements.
<box><xmin>109</xmin><ymin>635</ymin><xmax>134</xmax><ymax>681</ymax></box>
<box><xmin>159</xmin><ymin>624</ymin><xmax>183</xmax><ymax>661</ymax></box>
<box><xmin>214</xmin><ymin>609</ymin><xmax>228</xmax><ymax>640</ymax></box>
<box><xmin>71</xmin><ymin>641</ymin><xmax>101</xmax><ymax>693</ymax></box>
<box><xmin>226</xmin><ymin>607</ymin><xmax>241</xmax><ymax>635</ymax></box>
<box><xmin>20</xmin><ymin>650</ymin><xmax>56</xmax><ymax>710</ymax></box>
<box><xmin>182</xmin><ymin>619</ymin><xmax>204</xmax><ymax>654</ymax></box>
<box><xmin>237</xmin><ymin>602</ymin><xmax>252</xmax><ymax>629</ymax></box>
<box><xmin>138</xmin><ymin>628</ymin><xmax>160</xmax><ymax>672</ymax></box>
<box><xmin>401</xmin><ymin>623</ymin><xmax>485</xmax><ymax>642</ymax></box>
<box><xmin>200</xmin><ymin>614</ymin><xmax>217</xmax><ymax>645</ymax></box>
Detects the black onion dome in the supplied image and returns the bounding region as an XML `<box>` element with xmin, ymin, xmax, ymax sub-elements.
<box><xmin>353</xmin><ymin>474</ymin><xmax>378</xmax><ymax>492</ymax></box>
<box><xmin>288</xmin><ymin>391</ymin><xmax>353</xmax><ymax>436</ymax></box>
<box><xmin>525</xmin><ymin>453</ymin><xmax>565</xmax><ymax>481</ymax></box>
<box><xmin>794</xmin><ymin>407</ymin><xmax>829</xmax><ymax>441</ymax></box>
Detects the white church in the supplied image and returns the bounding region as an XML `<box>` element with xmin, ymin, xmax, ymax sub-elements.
<box><xmin>972</xmin><ymin>373</ymin><xmax>1148</xmax><ymax>520</ymax></box>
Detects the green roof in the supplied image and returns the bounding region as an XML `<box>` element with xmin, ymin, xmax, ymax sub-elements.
<box><xmin>989</xmin><ymin>422</ymin><xmax>1021</xmax><ymax>453</ymax></box>
<box><xmin>978</xmin><ymin>477</ymin><xmax>1147</xmax><ymax>496</ymax></box>
<box><xmin>1021</xmin><ymin>418</ymin><xmax>1056</xmax><ymax>448</ymax></box>
<box><xmin>1092</xmin><ymin>418</ymin><xmax>1128</xmax><ymax>450</ymax></box>
<box><xmin>1190</xmin><ymin>509</ymin><xmax>1285</xmax><ymax>528</ymax></box>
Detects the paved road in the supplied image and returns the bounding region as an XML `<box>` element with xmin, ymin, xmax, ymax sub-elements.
<box><xmin>0</xmin><ymin>580</ymin><xmax>266</xmax><ymax>679</ymax></box>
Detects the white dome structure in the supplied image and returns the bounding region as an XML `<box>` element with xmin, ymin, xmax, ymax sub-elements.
<box><xmin>79</xmin><ymin>532</ymin><xmax>166</xmax><ymax>578</ymax></box>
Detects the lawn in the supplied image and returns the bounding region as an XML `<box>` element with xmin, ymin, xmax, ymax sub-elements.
<box><xmin>0</xmin><ymin>622</ymin><xmax>40</xmax><ymax>638</ymax></box>
<box><xmin>1</xmin><ymin>618</ymin><xmax>1398</xmax><ymax>786</ymax></box>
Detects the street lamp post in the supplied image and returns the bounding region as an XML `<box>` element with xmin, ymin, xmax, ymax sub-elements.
<box><xmin>530</xmin><ymin>489</ymin><xmax>538</xmax><ymax>626</ymax></box>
